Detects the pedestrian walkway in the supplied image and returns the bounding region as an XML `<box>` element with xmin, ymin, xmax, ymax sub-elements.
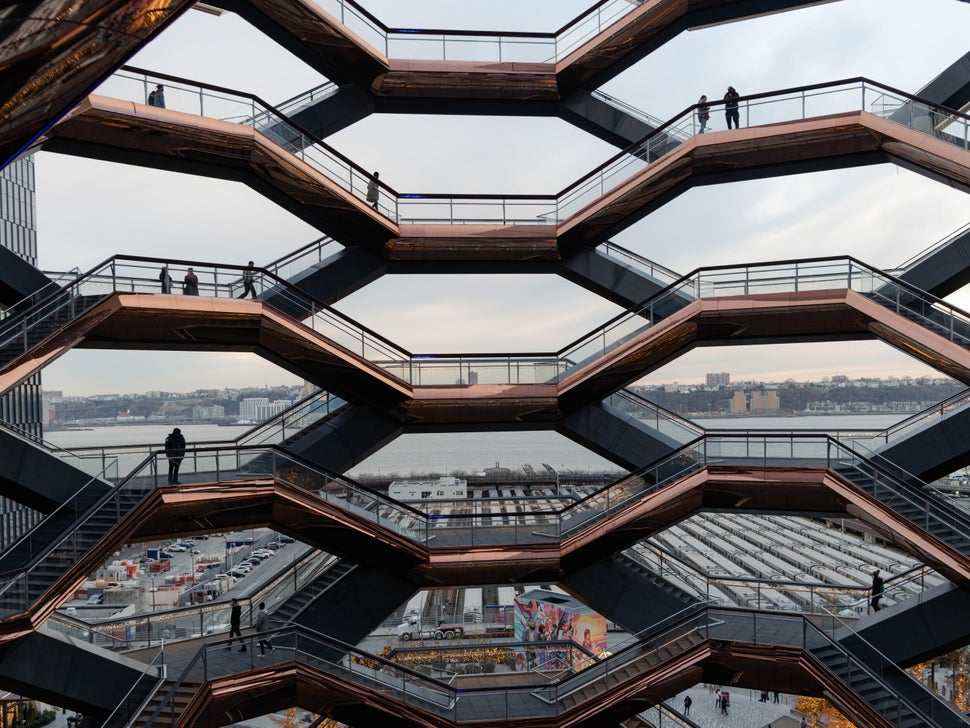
<box><xmin>662</xmin><ymin>686</ymin><xmax>799</xmax><ymax>727</ymax></box>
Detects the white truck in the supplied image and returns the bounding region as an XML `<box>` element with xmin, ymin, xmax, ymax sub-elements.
<box><xmin>396</xmin><ymin>617</ymin><xmax>464</xmax><ymax>641</ymax></box>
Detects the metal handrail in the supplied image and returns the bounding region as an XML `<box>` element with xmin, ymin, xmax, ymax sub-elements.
<box><xmin>313</xmin><ymin>0</ymin><xmax>641</xmax><ymax>63</ymax></box>
<box><xmin>100</xmin><ymin>646</ymin><xmax>166</xmax><ymax>728</ymax></box>
<box><xmin>89</xmin><ymin>70</ymin><xmax>969</xmax><ymax>228</ymax></box>
<box><xmin>893</xmin><ymin>220</ymin><xmax>970</xmax><ymax>273</ymax></box>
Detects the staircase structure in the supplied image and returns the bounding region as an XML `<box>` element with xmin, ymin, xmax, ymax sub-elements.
<box><xmin>1</xmin><ymin>1</ymin><xmax>970</xmax><ymax>726</ymax></box>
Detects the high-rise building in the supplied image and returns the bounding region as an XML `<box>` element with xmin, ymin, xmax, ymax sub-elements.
<box><xmin>0</xmin><ymin>156</ymin><xmax>43</xmax><ymax>548</ymax></box>
<box><xmin>706</xmin><ymin>371</ymin><xmax>730</xmax><ymax>388</ymax></box>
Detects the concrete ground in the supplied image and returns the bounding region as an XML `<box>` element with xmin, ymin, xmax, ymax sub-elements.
<box><xmin>658</xmin><ymin>686</ymin><xmax>802</xmax><ymax>728</ymax></box>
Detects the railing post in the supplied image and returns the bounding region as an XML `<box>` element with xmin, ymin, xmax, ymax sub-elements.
<box><xmin>199</xmin><ymin>87</ymin><xmax>204</xmax><ymax>117</ymax></box>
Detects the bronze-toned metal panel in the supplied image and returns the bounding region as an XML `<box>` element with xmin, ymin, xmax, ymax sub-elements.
<box><xmin>217</xmin><ymin>0</ymin><xmax>836</xmax><ymax>102</ymax></box>
<box><xmin>45</xmin><ymin>107</ymin><xmax>970</xmax><ymax>264</ymax></box>
<box><xmin>557</xmin><ymin>113</ymin><xmax>886</xmax><ymax>251</ymax></box>
<box><xmin>213</xmin><ymin>0</ymin><xmax>389</xmax><ymax>87</ymax></box>
<box><xmin>5</xmin><ymin>289</ymin><xmax>970</xmax><ymax>426</ymax></box>
<box><xmin>143</xmin><ymin>634</ymin><xmax>898</xmax><ymax>728</ymax></box>
<box><xmin>375</xmin><ymin>60</ymin><xmax>558</xmax><ymax>101</ymax></box>
<box><xmin>0</xmin><ymin>0</ymin><xmax>191</xmax><ymax>167</ymax></box>
<box><xmin>45</xmin><ymin>96</ymin><xmax>399</xmax><ymax>252</ymax></box>
<box><xmin>74</xmin><ymin>293</ymin><xmax>413</xmax><ymax>413</ymax></box>
<box><xmin>557</xmin><ymin>289</ymin><xmax>871</xmax><ymax>412</ymax></box>
<box><xmin>7</xmin><ymin>462</ymin><xmax>970</xmax><ymax>656</ymax></box>
<box><xmin>0</xmin><ymin>293</ymin><xmax>123</xmax><ymax>396</ymax></box>
<box><xmin>554</xmin><ymin>1</ymin><xmax>849</xmax><ymax>92</ymax></box>
<box><xmin>391</xmin><ymin>224</ymin><xmax>559</xmax><ymax>262</ymax></box>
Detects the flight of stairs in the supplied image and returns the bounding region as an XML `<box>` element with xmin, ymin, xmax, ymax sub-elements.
<box><xmin>132</xmin><ymin>680</ymin><xmax>202</xmax><ymax>728</ymax></box>
<box><xmin>808</xmin><ymin>639</ymin><xmax>958</xmax><ymax>727</ymax></box>
<box><xmin>834</xmin><ymin>465</ymin><xmax>970</xmax><ymax>557</ymax></box>
<box><xmin>0</xmin><ymin>293</ymin><xmax>107</xmax><ymax>369</ymax></box>
<box><xmin>0</xmin><ymin>482</ymin><xmax>151</xmax><ymax>617</ymax></box>
<box><xmin>555</xmin><ymin>630</ymin><xmax>704</xmax><ymax>712</ymax></box>
<box><xmin>273</xmin><ymin>559</ymin><xmax>354</xmax><ymax>625</ymax></box>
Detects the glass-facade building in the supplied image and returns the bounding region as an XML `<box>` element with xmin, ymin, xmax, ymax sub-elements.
<box><xmin>0</xmin><ymin>155</ymin><xmax>43</xmax><ymax>547</ymax></box>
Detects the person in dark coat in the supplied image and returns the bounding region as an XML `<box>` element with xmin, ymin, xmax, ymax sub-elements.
<box><xmin>724</xmin><ymin>86</ymin><xmax>740</xmax><ymax>129</ymax></box>
<box><xmin>228</xmin><ymin>598</ymin><xmax>245</xmax><ymax>651</ymax></box>
<box><xmin>183</xmin><ymin>267</ymin><xmax>199</xmax><ymax>295</ymax></box>
<box><xmin>163</xmin><ymin>427</ymin><xmax>185</xmax><ymax>484</ymax></box>
<box><xmin>870</xmin><ymin>570</ymin><xmax>885</xmax><ymax>612</ymax></box>
<box><xmin>158</xmin><ymin>265</ymin><xmax>173</xmax><ymax>294</ymax></box>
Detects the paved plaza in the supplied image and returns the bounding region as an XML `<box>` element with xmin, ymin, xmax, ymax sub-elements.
<box><xmin>658</xmin><ymin>686</ymin><xmax>802</xmax><ymax>728</ymax></box>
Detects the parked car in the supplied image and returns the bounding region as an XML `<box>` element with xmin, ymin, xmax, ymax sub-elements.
<box><xmin>228</xmin><ymin>567</ymin><xmax>249</xmax><ymax>578</ymax></box>
<box><xmin>168</xmin><ymin>544</ymin><xmax>187</xmax><ymax>552</ymax></box>
<box><xmin>86</xmin><ymin>593</ymin><xmax>104</xmax><ymax>606</ymax></box>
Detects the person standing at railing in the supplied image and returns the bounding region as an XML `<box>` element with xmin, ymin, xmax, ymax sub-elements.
<box><xmin>366</xmin><ymin>171</ymin><xmax>380</xmax><ymax>210</ymax></box>
<box><xmin>724</xmin><ymin>86</ymin><xmax>740</xmax><ymax>129</ymax></box>
<box><xmin>238</xmin><ymin>261</ymin><xmax>258</xmax><ymax>299</ymax></box>
<box><xmin>158</xmin><ymin>265</ymin><xmax>173</xmax><ymax>294</ymax></box>
<box><xmin>147</xmin><ymin>84</ymin><xmax>165</xmax><ymax>108</ymax></box>
<box><xmin>183</xmin><ymin>267</ymin><xmax>199</xmax><ymax>295</ymax></box>
<box><xmin>697</xmin><ymin>95</ymin><xmax>710</xmax><ymax>133</ymax></box>
<box><xmin>164</xmin><ymin>427</ymin><xmax>185</xmax><ymax>484</ymax></box>
<box><xmin>870</xmin><ymin>570</ymin><xmax>885</xmax><ymax>612</ymax></box>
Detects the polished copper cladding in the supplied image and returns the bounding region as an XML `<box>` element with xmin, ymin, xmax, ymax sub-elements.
<box><xmin>4</xmin><ymin>464</ymin><xmax>970</xmax><ymax>645</ymax></box>
<box><xmin>0</xmin><ymin>0</ymin><xmax>839</xmax><ymax>168</ymax></box>
<box><xmin>3</xmin><ymin>289</ymin><xmax>968</xmax><ymax>425</ymax></box>
<box><xmin>171</xmin><ymin>636</ymin><xmax>896</xmax><ymax>728</ymax></box>
<box><xmin>3</xmin><ymin>2</ymin><xmax>969</xmax><ymax>724</ymax></box>
<box><xmin>41</xmin><ymin>104</ymin><xmax>970</xmax><ymax>263</ymax></box>
<box><xmin>0</xmin><ymin>0</ymin><xmax>191</xmax><ymax>165</ymax></box>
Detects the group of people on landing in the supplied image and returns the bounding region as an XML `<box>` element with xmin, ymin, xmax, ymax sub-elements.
<box><xmin>696</xmin><ymin>85</ymin><xmax>741</xmax><ymax>134</ymax></box>
<box><xmin>158</xmin><ymin>261</ymin><xmax>258</xmax><ymax>298</ymax></box>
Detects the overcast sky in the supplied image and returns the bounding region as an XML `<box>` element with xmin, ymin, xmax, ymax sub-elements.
<box><xmin>32</xmin><ymin>0</ymin><xmax>970</xmax><ymax>395</ymax></box>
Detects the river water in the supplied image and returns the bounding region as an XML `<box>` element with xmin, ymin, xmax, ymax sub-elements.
<box><xmin>45</xmin><ymin>414</ymin><xmax>904</xmax><ymax>478</ymax></box>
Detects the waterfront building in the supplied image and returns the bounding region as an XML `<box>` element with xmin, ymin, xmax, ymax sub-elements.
<box><xmin>238</xmin><ymin>397</ymin><xmax>269</xmax><ymax>422</ymax></box>
<box><xmin>705</xmin><ymin>371</ymin><xmax>730</xmax><ymax>388</ymax></box>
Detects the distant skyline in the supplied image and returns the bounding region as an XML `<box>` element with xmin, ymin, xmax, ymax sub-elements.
<box><xmin>45</xmin><ymin>366</ymin><xmax>958</xmax><ymax>399</ymax></box>
<box><xmin>31</xmin><ymin>0</ymin><xmax>970</xmax><ymax>395</ymax></box>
